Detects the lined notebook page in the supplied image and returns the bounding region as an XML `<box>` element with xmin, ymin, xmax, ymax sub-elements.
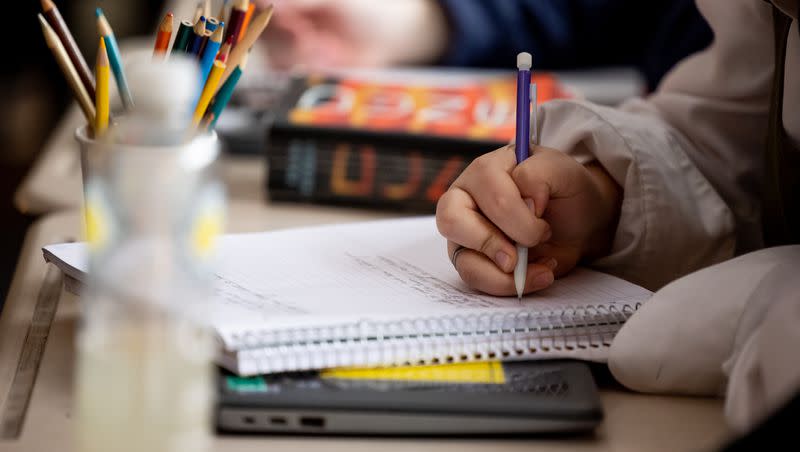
<box><xmin>43</xmin><ymin>216</ymin><xmax>652</xmax><ymax>349</ymax></box>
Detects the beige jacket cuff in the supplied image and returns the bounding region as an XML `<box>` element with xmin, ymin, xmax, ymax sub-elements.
<box><xmin>537</xmin><ymin>98</ymin><xmax>736</xmax><ymax>290</ymax></box>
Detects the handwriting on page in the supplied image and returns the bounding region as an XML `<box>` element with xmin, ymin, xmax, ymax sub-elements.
<box><xmin>348</xmin><ymin>254</ymin><xmax>499</xmax><ymax>308</ymax></box>
<box><xmin>215</xmin><ymin>274</ymin><xmax>307</xmax><ymax>319</ymax></box>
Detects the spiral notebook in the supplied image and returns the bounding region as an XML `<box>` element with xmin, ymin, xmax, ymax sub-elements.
<box><xmin>42</xmin><ymin>216</ymin><xmax>652</xmax><ymax>376</ymax></box>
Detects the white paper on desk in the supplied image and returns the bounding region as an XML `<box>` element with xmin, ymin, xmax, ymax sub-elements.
<box><xmin>43</xmin><ymin>216</ymin><xmax>652</xmax><ymax>352</ymax></box>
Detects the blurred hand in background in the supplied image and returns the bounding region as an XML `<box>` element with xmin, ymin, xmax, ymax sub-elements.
<box><xmin>256</xmin><ymin>0</ymin><xmax>448</xmax><ymax>70</ymax></box>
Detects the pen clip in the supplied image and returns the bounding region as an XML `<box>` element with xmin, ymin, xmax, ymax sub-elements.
<box><xmin>530</xmin><ymin>83</ymin><xmax>538</xmax><ymax>146</ymax></box>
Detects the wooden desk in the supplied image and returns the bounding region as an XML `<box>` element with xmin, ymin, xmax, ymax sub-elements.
<box><xmin>0</xmin><ymin>201</ymin><xmax>730</xmax><ymax>452</ymax></box>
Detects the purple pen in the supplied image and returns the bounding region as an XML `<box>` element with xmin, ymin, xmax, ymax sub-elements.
<box><xmin>515</xmin><ymin>52</ymin><xmax>532</xmax><ymax>164</ymax></box>
<box><xmin>514</xmin><ymin>52</ymin><xmax>533</xmax><ymax>300</ymax></box>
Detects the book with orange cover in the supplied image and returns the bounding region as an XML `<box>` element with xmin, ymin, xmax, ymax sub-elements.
<box><xmin>264</xmin><ymin>69</ymin><xmax>575</xmax><ymax>212</ymax></box>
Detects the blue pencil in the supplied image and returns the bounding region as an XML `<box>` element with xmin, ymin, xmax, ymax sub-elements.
<box><xmin>96</xmin><ymin>8</ymin><xmax>133</xmax><ymax>109</ymax></box>
<box><xmin>513</xmin><ymin>52</ymin><xmax>533</xmax><ymax>300</ymax></box>
<box><xmin>199</xmin><ymin>24</ymin><xmax>224</xmax><ymax>87</ymax></box>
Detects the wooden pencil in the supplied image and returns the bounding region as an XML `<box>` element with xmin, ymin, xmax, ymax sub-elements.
<box><xmin>187</xmin><ymin>16</ymin><xmax>207</xmax><ymax>56</ymax></box>
<box><xmin>153</xmin><ymin>12</ymin><xmax>174</xmax><ymax>57</ymax></box>
<box><xmin>223</xmin><ymin>0</ymin><xmax>248</xmax><ymax>48</ymax></box>
<box><xmin>217</xmin><ymin>5</ymin><xmax>272</xmax><ymax>92</ymax></box>
<box><xmin>203</xmin><ymin>0</ymin><xmax>212</xmax><ymax>19</ymax></box>
<box><xmin>95</xmin><ymin>38</ymin><xmax>110</xmax><ymax>135</ymax></box>
<box><xmin>197</xmin><ymin>29</ymin><xmax>213</xmax><ymax>59</ymax></box>
<box><xmin>171</xmin><ymin>20</ymin><xmax>194</xmax><ymax>54</ymax></box>
<box><xmin>217</xmin><ymin>0</ymin><xmax>229</xmax><ymax>24</ymax></box>
<box><xmin>40</xmin><ymin>0</ymin><xmax>95</xmax><ymax>101</ymax></box>
<box><xmin>237</xmin><ymin>2</ymin><xmax>256</xmax><ymax>44</ymax></box>
<box><xmin>199</xmin><ymin>25</ymin><xmax>224</xmax><ymax>85</ymax></box>
<box><xmin>216</xmin><ymin>36</ymin><xmax>234</xmax><ymax>63</ymax></box>
<box><xmin>203</xmin><ymin>52</ymin><xmax>248</xmax><ymax>130</ymax></box>
<box><xmin>96</xmin><ymin>8</ymin><xmax>133</xmax><ymax>109</ymax></box>
<box><xmin>193</xmin><ymin>60</ymin><xmax>226</xmax><ymax>125</ymax></box>
<box><xmin>38</xmin><ymin>14</ymin><xmax>95</xmax><ymax>122</ymax></box>
<box><xmin>206</xmin><ymin>17</ymin><xmax>220</xmax><ymax>32</ymax></box>
<box><xmin>193</xmin><ymin>2</ymin><xmax>204</xmax><ymax>23</ymax></box>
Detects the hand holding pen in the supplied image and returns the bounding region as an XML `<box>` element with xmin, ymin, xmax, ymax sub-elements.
<box><xmin>437</xmin><ymin>51</ymin><xmax>623</xmax><ymax>297</ymax></box>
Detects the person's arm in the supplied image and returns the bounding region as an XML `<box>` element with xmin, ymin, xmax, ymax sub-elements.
<box><xmin>535</xmin><ymin>0</ymin><xmax>774</xmax><ymax>289</ymax></box>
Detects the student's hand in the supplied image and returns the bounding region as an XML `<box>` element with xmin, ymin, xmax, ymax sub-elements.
<box><xmin>436</xmin><ymin>145</ymin><xmax>622</xmax><ymax>296</ymax></box>
<box><xmin>258</xmin><ymin>0</ymin><xmax>449</xmax><ymax>70</ymax></box>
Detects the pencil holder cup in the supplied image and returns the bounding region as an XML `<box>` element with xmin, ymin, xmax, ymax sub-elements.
<box><xmin>73</xmin><ymin>124</ymin><xmax>226</xmax><ymax>272</ymax></box>
<box><xmin>72</xmin><ymin>124</ymin><xmax>225</xmax><ymax>452</ymax></box>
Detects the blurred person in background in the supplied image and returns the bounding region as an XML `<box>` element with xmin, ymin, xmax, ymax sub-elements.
<box><xmin>257</xmin><ymin>0</ymin><xmax>713</xmax><ymax>91</ymax></box>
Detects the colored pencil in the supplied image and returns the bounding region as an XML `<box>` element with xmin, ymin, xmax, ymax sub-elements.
<box><xmin>40</xmin><ymin>0</ymin><xmax>95</xmax><ymax>101</ymax></box>
<box><xmin>203</xmin><ymin>0</ymin><xmax>212</xmax><ymax>19</ymax></box>
<box><xmin>197</xmin><ymin>29</ymin><xmax>213</xmax><ymax>59</ymax></box>
<box><xmin>199</xmin><ymin>25</ymin><xmax>224</xmax><ymax>86</ymax></box>
<box><xmin>187</xmin><ymin>16</ymin><xmax>207</xmax><ymax>56</ymax></box>
<box><xmin>216</xmin><ymin>36</ymin><xmax>233</xmax><ymax>63</ymax></box>
<box><xmin>203</xmin><ymin>52</ymin><xmax>247</xmax><ymax>130</ymax></box>
<box><xmin>96</xmin><ymin>8</ymin><xmax>133</xmax><ymax>109</ymax></box>
<box><xmin>193</xmin><ymin>60</ymin><xmax>226</xmax><ymax>125</ymax></box>
<box><xmin>171</xmin><ymin>20</ymin><xmax>194</xmax><ymax>54</ymax></box>
<box><xmin>218</xmin><ymin>5</ymin><xmax>272</xmax><ymax>92</ymax></box>
<box><xmin>153</xmin><ymin>12</ymin><xmax>174</xmax><ymax>57</ymax></box>
<box><xmin>237</xmin><ymin>2</ymin><xmax>256</xmax><ymax>44</ymax></box>
<box><xmin>39</xmin><ymin>14</ymin><xmax>95</xmax><ymax>122</ymax></box>
<box><xmin>223</xmin><ymin>0</ymin><xmax>248</xmax><ymax>48</ymax></box>
<box><xmin>193</xmin><ymin>2</ymin><xmax>204</xmax><ymax>23</ymax></box>
<box><xmin>217</xmin><ymin>0</ymin><xmax>230</xmax><ymax>24</ymax></box>
<box><xmin>95</xmin><ymin>38</ymin><xmax>110</xmax><ymax>135</ymax></box>
<box><xmin>206</xmin><ymin>17</ymin><xmax>220</xmax><ymax>32</ymax></box>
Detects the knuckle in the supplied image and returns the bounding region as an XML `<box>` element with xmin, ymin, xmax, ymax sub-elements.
<box><xmin>435</xmin><ymin>203</ymin><xmax>459</xmax><ymax>238</ymax></box>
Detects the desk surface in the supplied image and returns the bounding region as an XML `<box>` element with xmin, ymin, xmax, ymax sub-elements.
<box><xmin>0</xmin><ymin>201</ymin><xmax>730</xmax><ymax>452</ymax></box>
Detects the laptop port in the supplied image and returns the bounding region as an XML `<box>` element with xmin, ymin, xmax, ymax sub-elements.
<box><xmin>269</xmin><ymin>417</ymin><xmax>287</xmax><ymax>426</ymax></box>
<box><xmin>300</xmin><ymin>416</ymin><xmax>325</xmax><ymax>428</ymax></box>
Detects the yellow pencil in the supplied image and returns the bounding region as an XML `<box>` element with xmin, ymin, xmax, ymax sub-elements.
<box><xmin>193</xmin><ymin>60</ymin><xmax>226</xmax><ymax>125</ymax></box>
<box><xmin>95</xmin><ymin>38</ymin><xmax>110</xmax><ymax>136</ymax></box>
<box><xmin>38</xmin><ymin>14</ymin><xmax>95</xmax><ymax>123</ymax></box>
<box><xmin>217</xmin><ymin>5</ymin><xmax>273</xmax><ymax>93</ymax></box>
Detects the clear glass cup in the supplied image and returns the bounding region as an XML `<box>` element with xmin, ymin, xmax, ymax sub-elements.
<box><xmin>73</xmin><ymin>125</ymin><xmax>226</xmax><ymax>452</ymax></box>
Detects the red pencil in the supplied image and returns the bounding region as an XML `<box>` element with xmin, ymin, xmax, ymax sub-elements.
<box><xmin>223</xmin><ymin>0</ymin><xmax>249</xmax><ymax>48</ymax></box>
<box><xmin>153</xmin><ymin>12</ymin><xmax>174</xmax><ymax>56</ymax></box>
<box><xmin>40</xmin><ymin>0</ymin><xmax>95</xmax><ymax>100</ymax></box>
<box><xmin>216</xmin><ymin>36</ymin><xmax>234</xmax><ymax>63</ymax></box>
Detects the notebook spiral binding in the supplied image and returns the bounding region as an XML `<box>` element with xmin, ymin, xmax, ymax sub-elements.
<box><xmin>229</xmin><ymin>302</ymin><xmax>642</xmax><ymax>375</ymax></box>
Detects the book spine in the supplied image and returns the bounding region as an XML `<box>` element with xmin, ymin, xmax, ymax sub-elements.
<box><xmin>266</xmin><ymin>136</ymin><xmax>488</xmax><ymax>212</ymax></box>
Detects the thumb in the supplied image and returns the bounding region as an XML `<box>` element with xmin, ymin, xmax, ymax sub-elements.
<box><xmin>511</xmin><ymin>146</ymin><xmax>584</xmax><ymax>217</ymax></box>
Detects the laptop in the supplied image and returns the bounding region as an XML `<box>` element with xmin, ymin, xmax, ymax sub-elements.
<box><xmin>216</xmin><ymin>360</ymin><xmax>603</xmax><ymax>435</ymax></box>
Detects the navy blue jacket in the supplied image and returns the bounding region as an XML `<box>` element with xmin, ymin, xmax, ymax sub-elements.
<box><xmin>436</xmin><ymin>0</ymin><xmax>713</xmax><ymax>91</ymax></box>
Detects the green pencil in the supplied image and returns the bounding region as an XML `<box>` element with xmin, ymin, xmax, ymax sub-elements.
<box><xmin>203</xmin><ymin>53</ymin><xmax>247</xmax><ymax>130</ymax></box>
<box><xmin>171</xmin><ymin>20</ymin><xmax>194</xmax><ymax>54</ymax></box>
<box><xmin>96</xmin><ymin>8</ymin><xmax>133</xmax><ymax>109</ymax></box>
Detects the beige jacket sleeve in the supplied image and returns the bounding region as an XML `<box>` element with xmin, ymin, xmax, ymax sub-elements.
<box><xmin>536</xmin><ymin>0</ymin><xmax>775</xmax><ymax>290</ymax></box>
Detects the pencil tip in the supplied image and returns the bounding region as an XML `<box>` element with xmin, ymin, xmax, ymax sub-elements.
<box><xmin>95</xmin><ymin>7</ymin><xmax>103</xmax><ymax>18</ymax></box>
<box><xmin>40</xmin><ymin>0</ymin><xmax>54</xmax><ymax>12</ymax></box>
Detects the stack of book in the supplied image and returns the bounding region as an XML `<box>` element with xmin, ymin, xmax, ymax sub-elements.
<box><xmin>229</xmin><ymin>68</ymin><xmax>576</xmax><ymax>212</ymax></box>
